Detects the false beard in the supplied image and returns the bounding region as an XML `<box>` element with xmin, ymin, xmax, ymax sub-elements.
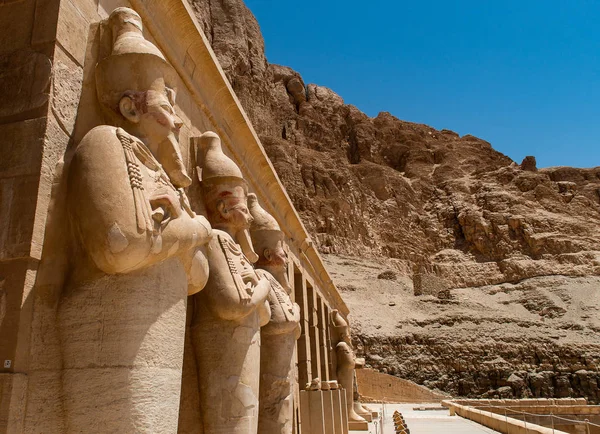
<box><xmin>236</xmin><ymin>228</ymin><xmax>259</xmax><ymax>264</ymax></box>
<box><xmin>158</xmin><ymin>133</ymin><xmax>192</xmax><ymax>188</ymax></box>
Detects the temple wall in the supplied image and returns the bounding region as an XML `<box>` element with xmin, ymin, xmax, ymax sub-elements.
<box><xmin>0</xmin><ymin>0</ymin><xmax>62</xmax><ymax>430</ymax></box>
<box><xmin>357</xmin><ymin>368</ymin><xmax>450</xmax><ymax>403</ymax></box>
<box><xmin>0</xmin><ymin>0</ymin><xmax>348</xmax><ymax>432</ymax></box>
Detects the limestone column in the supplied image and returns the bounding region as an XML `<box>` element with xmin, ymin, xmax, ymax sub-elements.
<box><xmin>58</xmin><ymin>8</ymin><xmax>211</xmax><ymax>433</ymax></box>
<box><xmin>191</xmin><ymin>132</ymin><xmax>271</xmax><ymax>434</ymax></box>
<box><xmin>248</xmin><ymin>194</ymin><xmax>301</xmax><ymax>434</ymax></box>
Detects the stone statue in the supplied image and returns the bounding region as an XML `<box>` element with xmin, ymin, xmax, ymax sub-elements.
<box><xmin>248</xmin><ymin>194</ymin><xmax>301</xmax><ymax>434</ymax></box>
<box><xmin>353</xmin><ymin>363</ymin><xmax>376</xmax><ymax>420</ymax></box>
<box><xmin>58</xmin><ymin>8</ymin><xmax>211</xmax><ymax>433</ymax></box>
<box><xmin>330</xmin><ymin>310</ymin><xmax>368</xmax><ymax>424</ymax></box>
<box><xmin>191</xmin><ymin>132</ymin><xmax>271</xmax><ymax>433</ymax></box>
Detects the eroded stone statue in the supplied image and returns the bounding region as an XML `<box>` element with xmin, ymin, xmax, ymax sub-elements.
<box><xmin>248</xmin><ymin>194</ymin><xmax>301</xmax><ymax>434</ymax></box>
<box><xmin>331</xmin><ymin>310</ymin><xmax>368</xmax><ymax>424</ymax></box>
<box><xmin>58</xmin><ymin>8</ymin><xmax>211</xmax><ymax>433</ymax></box>
<box><xmin>306</xmin><ymin>378</ymin><xmax>322</xmax><ymax>391</ymax></box>
<box><xmin>191</xmin><ymin>132</ymin><xmax>271</xmax><ymax>433</ymax></box>
<box><xmin>352</xmin><ymin>363</ymin><xmax>377</xmax><ymax>420</ymax></box>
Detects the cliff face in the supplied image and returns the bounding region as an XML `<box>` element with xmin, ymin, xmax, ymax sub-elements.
<box><xmin>189</xmin><ymin>0</ymin><xmax>600</xmax><ymax>401</ymax></box>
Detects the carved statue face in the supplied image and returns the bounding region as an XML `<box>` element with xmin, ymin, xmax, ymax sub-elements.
<box><xmin>229</xmin><ymin>203</ymin><xmax>253</xmax><ymax>230</ymax></box>
<box><xmin>119</xmin><ymin>88</ymin><xmax>191</xmax><ymax>187</ymax></box>
<box><xmin>218</xmin><ymin>198</ymin><xmax>253</xmax><ymax>231</ymax></box>
<box><xmin>140</xmin><ymin>89</ymin><xmax>182</xmax><ymax>143</ymax></box>
<box><xmin>261</xmin><ymin>240</ymin><xmax>288</xmax><ymax>271</ymax></box>
<box><xmin>120</xmin><ymin>89</ymin><xmax>181</xmax><ymax>144</ymax></box>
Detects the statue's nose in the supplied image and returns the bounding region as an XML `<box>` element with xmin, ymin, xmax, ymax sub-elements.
<box><xmin>174</xmin><ymin>116</ymin><xmax>183</xmax><ymax>131</ymax></box>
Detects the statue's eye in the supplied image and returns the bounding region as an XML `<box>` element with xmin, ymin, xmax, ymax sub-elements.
<box><xmin>160</xmin><ymin>104</ymin><xmax>173</xmax><ymax>113</ymax></box>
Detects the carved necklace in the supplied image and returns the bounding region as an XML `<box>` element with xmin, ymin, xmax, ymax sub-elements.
<box><xmin>263</xmin><ymin>272</ymin><xmax>295</xmax><ymax>321</ymax></box>
<box><xmin>116</xmin><ymin>129</ymin><xmax>195</xmax><ymax>232</ymax></box>
<box><xmin>218</xmin><ymin>234</ymin><xmax>255</xmax><ymax>301</ymax></box>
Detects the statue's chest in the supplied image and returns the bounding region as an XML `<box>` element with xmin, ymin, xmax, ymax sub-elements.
<box><xmin>218</xmin><ymin>235</ymin><xmax>258</xmax><ymax>301</ymax></box>
<box><xmin>141</xmin><ymin>165</ymin><xmax>177</xmax><ymax>196</ymax></box>
<box><xmin>219</xmin><ymin>236</ymin><xmax>254</xmax><ymax>274</ymax></box>
<box><xmin>265</xmin><ymin>274</ymin><xmax>296</xmax><ymax>322</ymax></box>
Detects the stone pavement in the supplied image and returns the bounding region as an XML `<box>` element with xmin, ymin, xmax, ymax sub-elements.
<box><xmin>350</xmin><ymin>403</ymin><xmax>500</xmax><ymax>434</ymax></box>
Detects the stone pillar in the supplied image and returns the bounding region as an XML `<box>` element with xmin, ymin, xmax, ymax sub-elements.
<box><xmin>340</xmin><ymin>390</ymin><xmax>349</xmax><ymax>434</ymax></box>
<box><xmin>322</xmin><ymin>390</ymin><xmax>335</xmax><ymax>434</ymax></box>
<box><xmin>318</xmin><ymin>297</ymin><xmax>330</xmax><ymax>381</ymax></box>
<box><xmin>54</xmin><ymin>8</ymin><xmax>211</xmax><ymax>434</ymax></box>
<box><xmin>299</xmin><ymin>390</ymin><xmax>326</xmax><ymax>434</ymax></box>
<box><xmin>307</xmin><ymin>283</ymin><xmax>322</xmax><ymax>381</ymax></box>
<box><xmin>191</xmin><ymin>132</ymin><xmax>271</xmax><ymax>434</ymax></box>
<box><xmin>331</xmin><ymin>389</ymin><xmax>345</xmax><ymax>434</ymax></box>
<box><xmin>294</xmin><ymin>271</ymin><xmax>311</xmax><ymax>387</ymax></box>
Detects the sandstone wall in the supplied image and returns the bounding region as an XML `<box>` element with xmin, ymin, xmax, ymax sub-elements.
<box><xmin>356</xmin><ymin>368</ymin><xmax>449</xmax><ymax>403</ymax></box>
<box><xmin>1</xmin><ymin>0</ymin><xmax>347</xmax><ymax>431</ymax></box>
<box><xmin>0</xmin><ymin>0</ymin><xmax>65</xmax><ymax>430</ymax></box>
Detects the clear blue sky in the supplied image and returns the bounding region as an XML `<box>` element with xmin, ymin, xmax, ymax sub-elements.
<box><xmin>244</xmin><ymin>0</ymin><xmax>600</xmax><ymax>168</ymax></box>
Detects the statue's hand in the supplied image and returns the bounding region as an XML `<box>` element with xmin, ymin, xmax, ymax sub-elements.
<box><xmin>150</xmin><ymin>191</ymin><xmax>182</xmax><ymax>224</ymax></box>
<box><xmin>253</xmin><ymin>274</ymin><xmax>272</xmax><ymax>302</ymax></box>
<box><xmin>241</xmin><ymin>269</ymin><xmax>259</xmax><ymax>287</ymax></box>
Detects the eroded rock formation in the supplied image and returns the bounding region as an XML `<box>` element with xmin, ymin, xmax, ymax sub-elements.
<box><xmin>189</xmin><ymin>0</ymin><xmax>600</xmax><ymax>287</ymax></box>
<box><xmin>189</xmin><ymin>0</ymin><xmax>600</xmax><ymax>402</ymax></box>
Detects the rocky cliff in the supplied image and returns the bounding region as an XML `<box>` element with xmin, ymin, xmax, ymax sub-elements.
<box><xmin>189</xmin><ymin>0</ymin><xmax>600</xmax><ymax>402</ymax></box>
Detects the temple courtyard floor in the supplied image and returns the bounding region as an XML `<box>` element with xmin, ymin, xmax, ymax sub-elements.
<box><xmin>350</xmin><ymin>403</ymin><xmax>500</xmax><ymax>434</ymax></box>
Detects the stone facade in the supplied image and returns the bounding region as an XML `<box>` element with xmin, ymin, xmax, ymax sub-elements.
<box><xmin>0</xmin><ymin>1</ymin><xmax>350</xmax><ymax>433</ymax></box>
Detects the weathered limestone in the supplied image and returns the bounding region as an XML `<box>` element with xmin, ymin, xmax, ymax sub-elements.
<box><xmin>248</xmin><ymin>194</ymin><xmax>301</xmax><ymax>434</ymax></box>
<box><xmin>191</xmin><ymin>131</ymin><xmax>271</xmax><ymax>433</ymax></box>
<box><xmin>330</xmin><ymin>310</ymin><xmax>367</xmax><ymax>427</ymax></box>
<box><xmin>299</xmin><ymin>387</ymin><xmax>326</xmax><ymax>434</ymax></box>
<box><xmin>0</xmin><ymin>1</ymin><xmax>351</xmax><ymax>432</ymax></box>
<box><xmin>58</xmin><ymin>8</ymin><xmax>211</xmax><ymax>432</ymax></box>
<box><xmin>330</xmin><ymin>382</ymin><xmax>346</xmax><ymax>434</ymax></box>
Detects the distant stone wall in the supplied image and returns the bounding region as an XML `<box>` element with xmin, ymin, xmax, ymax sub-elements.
<box><xmin>356</xmin><ymin>368</ymin><xmax>450</xmax><ymax>403</ymax></box>
<box><xmin>412</xmin><ymin>271</ymin><xmax>449</xmax><ymax>297</ymax></box>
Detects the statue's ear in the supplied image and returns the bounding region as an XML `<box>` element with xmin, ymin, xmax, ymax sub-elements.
<box><xmin>217</xmin><ymin>200</ymin><xmax>228</xmax><ymax>218</ymax></box>
<box><xmin>119</xmin><ymin>96</ymin><xmax>140</xmax><ymax>124</ymax></box>
<box><xmin>263</xmin><ymin>248</ymin><xmax>273</xmax><ymax>262</ymax></box>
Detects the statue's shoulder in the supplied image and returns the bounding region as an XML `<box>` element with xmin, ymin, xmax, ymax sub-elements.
<box><xmin>75</xmin><ymin>126</ymin><xmax>128</xmax><ymax>160</ymax></box>
<box><xmin>213</xmin><ymin>229</ymin><xmax>232</xmax><ymax>239</ymax></box>
<box><xmin>208</xmin><ymin>229</ymin><xmax>235</xmax><ymax>257</ymax></box>
<box><xmin>212</xmin><ymin>229</ymin><xmax>233</xmax><ymax>244</ymax></box>
<box><xmin>255</xmin><ymin>268</ymin><xmax>270</xmax><ymax>279</ymax></box>
<box><xmin>78</xmin><ymin>125</ymin><xmax>119</xmax><ymax>146</ymax></box>
<box><xmin>214</xmin><ymin>230</ymin><xmax>245</xmax><ymax>252</ymax></box>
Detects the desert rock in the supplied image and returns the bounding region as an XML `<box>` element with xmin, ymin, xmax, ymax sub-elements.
<box><xmin>189</xmin><ymin>0</ymin><xmax>600</xmax><ymax>402</ymax></box>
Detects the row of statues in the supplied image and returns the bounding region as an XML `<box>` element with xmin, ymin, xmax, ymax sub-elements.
<box><xmin>56</xmin><ymin>7</ymin><xmax>363</xmax><ymax>433</ymax></box>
